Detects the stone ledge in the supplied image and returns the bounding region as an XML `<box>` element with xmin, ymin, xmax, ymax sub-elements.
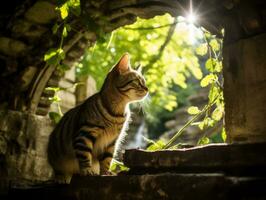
<box><xmin>3</xmin><ymin>173</ymin><xmax>266</xmax><ymax>200</ymax></box>
<box><xmin>124</xmin><ymin>142</ymin><xmax>266</xmax><ymax>175</ymax></box>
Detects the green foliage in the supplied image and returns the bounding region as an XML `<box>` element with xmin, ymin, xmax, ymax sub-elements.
<box><xmin>143</xmin><ymin>136</ymin><xmax>166</xmax><ymax>151</ymax></box>
<box><xmin>187</xmin><ymin>106</ymin><xmax>200</xmax><ymax>115</ymax></box>
<box><xmin>221</xmin><ymin>127</ymin><xmax>227</xmax><ymax>142</ymax></box>
<box><xmin>58</xmin><ymin>3</ymin><xmax>69</xmax><ymax>19</ymax></box>
<box><xmin>49</xmin><ymin>112</ymin><xmax>62</xmax><ymax>124</ymax></box>
<box><xmin>197</xmin><ymin>136</ymin><xmax>210</xmax><ymax>145</ymax></box>
<box><xmin>110</xmin><ymin>159</ymin><xmax>129</xmax><ymax>173</ymax></box>
<box><xmin>44</xmin><ymin>48</ymin><xmax>65</xmax><ymax>65</ymax></box>
<box><xmin>44</xmin><ymin>7</ymin><xmax>226</xmax><ymax>148</ymax></box>
<box><xmin>45</xmin><ymin>87</ymin><xmax>63</xmax><ymax>123</ymax></box>
<box><xmin>56</xmin><ymin>0</ymin><xmax>80</xmax><ymax>19</ymax></box>
<box><xmin>193</xmin><ymin>29</ymin><xmax>225</xmax><ymax>144</ymax></box>
<box><xmin>200</xmin><ymin>74</ymin><xmax>216</xmax><ymax>87</ymax></box>
<box><xmin>44</xmin><ymin>0</ymin><xmax>80</xmax><ymax>72</ymax></box>
<box><xmin>78</xmin><ymin>14</ymin><xmax>203</xmax><ymax>123</ymax></box>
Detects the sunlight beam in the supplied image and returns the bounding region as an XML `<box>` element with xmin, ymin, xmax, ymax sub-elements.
<box><xmin>187</xmin><ymin>13</ymin><xmax>196</xmax><ymax>24</ymax></box>
<box><xmin>186</xmin><ymin>0</ymin><xmax>197</xmax><ymax>24</ymax></box>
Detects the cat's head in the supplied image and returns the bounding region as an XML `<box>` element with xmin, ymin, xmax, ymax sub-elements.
<box><xmin>101</xmin><ymin>53</ymin><xmax>148</xmax><ymax>102</ymax></box>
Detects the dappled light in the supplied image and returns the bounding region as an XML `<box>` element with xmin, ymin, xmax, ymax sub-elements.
<box><xmin>76</xmin><ymin>14</ymin><xmax>224</xmax><ymax>154</ymax></box>
<box><xmin>1</xmin><ymin>0</ymin><xmax>266</xmax><ymax>199</ymax></box>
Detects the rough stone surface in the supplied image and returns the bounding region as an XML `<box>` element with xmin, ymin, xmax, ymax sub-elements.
<box><xmin>64</xmin><ymin>67</ymin><xmax>76</xmax><ymax>82</ymax></box>
<box><xmin>124</xmin><ymin>143</ymin><xmax>266</xmax><ymax>175</ymax></box>
<box><xmin>3</xmin><ymin>174</ymin><xmax>266</xmax><ymax>200</ymax></box>
<box><xmin>57</xmin><ymin>90</ymin><xmax>76</xmax><ymax>113</ymax></box>
<box><xmin>75</xmin><ymin>75</ymin><xmax>97</xmax><ymax>105</ymax></box>
<box><xmin>0</xmin><ymin>37</ymin><xmax>28</xmax><ymax>57</ymax></box>
<box><xmin>223</xmin><ymin>33</ymin><xmax>266</xmax><ymax>143</ymax></box>
<box><xmin>11</xmin><ymin>19</ymin><xmax>48</xmax><ymax>42</ymax></box>
<box><xmin>24</xmin><ymin>1</ymin><xmax>57</xmax><ymax>24</ymax></box>
<box><xmin>0</xmin><ymin>111</ymin><xmax>54</xmax><ymax>186</ymax></box>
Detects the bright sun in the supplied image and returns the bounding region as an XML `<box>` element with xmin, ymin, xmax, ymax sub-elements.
<box><xmin>187</xmin><ymin>13</ymin><xmax>197</xmax><ymax>24</ymax></box>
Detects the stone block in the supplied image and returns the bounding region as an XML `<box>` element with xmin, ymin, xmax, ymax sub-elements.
<box><xmin>0</xmin><ymin>111</ymin><xmax>55</xmax><ymax>187</ymax></box>
<box><xmin>57</xmin><ymin>90</ymin><xmax>76</xmax><ymax>113</ymax></box>
<box><xmin>25</xmin><ymin>1</ymin><xmax>57</xmax><ymax>24</ymax></box>
<box><xmin>58</xmin><ymin>78</ymin><xmax>75</xmax><ymax>93</ymax></box>
<box><xmin>223</xmin><ymin>33</ymin><xmax>266</xmax><ymax>143</ymax></box>
<box><xmin>64</xmin><ymin>67</ymin><xmax>76</xmax><ymax>82</ymax></box>
<box><xmin>0</xmin><ymin>37</ymin><xmax>28</xmax><ymax>57</ymax></box>
<box><xmin>124</xmin><ymin>142</ymin><xmax>266</xmax><ymax>175</ymax></box>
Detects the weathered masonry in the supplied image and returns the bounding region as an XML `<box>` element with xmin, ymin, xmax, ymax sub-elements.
<box><xmin>0</xmin><ymin>0</ymin><xmax>266</xmax><ymax>199</ymax></box>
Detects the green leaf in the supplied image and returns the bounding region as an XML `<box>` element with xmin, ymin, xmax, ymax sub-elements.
<box><xmin>205</xmin><ymin>58</ymin><xmax>222</xmax><ymax>73</ymax></box>
<box><xmin>198</xmin><ymin>121</ymin><xmax>205</xmax><ymax>130</ymax></box>
<box><xmin>67</xmin><ymin>0</ymin><xmax>81</xmax><ymax>16</ymax></box>
<box><xmin>200</xmin><ymin>74</ymin><xmax>215</xmax><ymax>87</ymax></box>
<box><xmin>49</xmin><ymin>95</ymin><xmax>61</xmax><ymax>102</ymax></box>
<box><xmin>45</xmin><ymin>87</ymin><xmax>61</xmax><ymax>92</ymax></box>
<box><xmin>146</xmin><ymin>140</ymin><xmax>165</xmax><ymax>151</ymax></box>
<box><xmin>110</xmin><ymin>159</ymin><xmax>129</xmax><ymax>173</ymax></box>
<box><xmin>198</xmin><ymin>136</ymin><xmax>210</xmax><ymax>145</ymax></box>
<box><xmin>211</xmin><ymin>105</ymin><xmax>223</xmax><ymax>121</ymax></box>
<box><xmin>59</xmin><ymin>3</ymin><xmax>69</xmax><ymax>20</ymax></box>
<box><xmin>205</xmin><ymin>58</ymin><xmax>215</xmax><ymax>72</ymax></box>
<box><xmin>221</xmin><ymin>127</ymin><xmax>227</xmax><ymax>142</ymax></box>
<box><xmin>210</xmin><ymin>39</ymin><xmax>220</xmax><ymax>52</ymax></box>
<box><xmin>44</xmin><ymin>48</ymin><xmax>58</xmax><ymax>65</ymax></box>
<box><xmin>204</xmin><ymin>117</ymin><xmax>215</xmax><ymax>127</ymax></box>
<box><xmin>198</xmin><ymin>117</ymin><xmax>215</xmax><ymax>130</ymax></box>
<box><xmin>215</xmin><ymin>61</ymin><xmax>222</xmax><ymax>72</ymax></box>
<box><xmin>62</xmin><ymin>26</ymin><xmax>68</xmax><ymax>37</ymax></box>
<box><xmin>187</xmin><ymin>106</ymin><xmax>200</xmax><ymax>115</ymax></box>
<box><xmin>164</xmin><ymin>100</ymin><xmax>177</xmax><ymax>111</ymax></box>
<box><xmin>191</xmin><ymin>67</ymin><xmax>203</xmax><ymax>80</ymax></box>
<box><xmin>196</xmin><ymin>43</ymin><xmax>207</xmax><ymax>56</ymax></box>
<box><xmin>44</xmin><ymin>48</ymin><xmax>65</xmax><ymax>65</ymax></box>
<box><xmin>52</xmin><ymin>23</ymin><xmax>59</xmax><ymax>34</ymax></box>
<box><xmin>208</xmin><ymin>85</ymin><xmax>219</xmax><ymax>102</ymax></box>
<box><xmin>57</xmin><ymin>48</ymin><xmax>65</xmax><ymax>60</ymax></box>
<box><xmin>49</xmin><ymin>112</ymin><xmax>62</xmax><ymax>124</ymax></box>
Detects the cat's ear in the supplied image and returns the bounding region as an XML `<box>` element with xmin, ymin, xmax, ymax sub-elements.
<box><xmin>136</xmin><ymin>64</ymin><xmax>142</xmax><ymax>74</ymax></box>
<box><xmin>115</xmin><ymin>53</ymin><xmax>131</xmax><ymax>74</ymax></box>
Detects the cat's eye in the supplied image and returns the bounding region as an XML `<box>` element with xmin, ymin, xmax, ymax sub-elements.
<box><xmin>133</xmin><ymin>80</ymin><xmax>142</xmax><ymax>86</ymax></box>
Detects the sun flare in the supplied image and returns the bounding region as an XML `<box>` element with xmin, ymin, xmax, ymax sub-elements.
<box><xmin>187</xmin><ymin>13</ymin><xmax>197</xmax><ymax>24</ymax></box>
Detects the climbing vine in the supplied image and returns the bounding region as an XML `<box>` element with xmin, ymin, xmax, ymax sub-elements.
<box><xmin>43</xmin><ymin>0</ymin><xmax>81</xmax><ymax>122</ymax></box>
<box><xmin>44</xmin><ymin>0</ymin><xmax>80</xmax><ymax>74</ymax></box>
<box><xmin>146</xmin><ymin>29</ymin><xmax>225</xmax><ymax>150</ymax></box>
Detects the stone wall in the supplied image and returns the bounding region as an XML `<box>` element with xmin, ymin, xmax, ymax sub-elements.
<box><xmin>0</xmin><ymin>68</ymin><xmax>97</xmax><ymax>191</ymax></box>
<box><xmin>223</xmin><ymin>33</ymin><xmax>266</xmax><ymax>143</ymax></box>
<box><xmin>0</xmin><ymin>111</ymin><xmax>54</xmax><ymax>189</ymax></box>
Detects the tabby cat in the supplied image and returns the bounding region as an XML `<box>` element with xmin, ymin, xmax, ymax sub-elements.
<box><xmin>48</xmin><ymin>53</ymin><xmax>148</xmax><ymax>183</ymax></box>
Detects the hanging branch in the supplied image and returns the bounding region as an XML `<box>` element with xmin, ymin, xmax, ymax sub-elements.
<box><xmin>123</xmin><ymin>21</ymin><xmax>179</xmax><ymax>30</ymax></box>
<box><xmin>143</xmin><ymin>17</ymin><xmax>178</xmax><ymax>73</ymax></box>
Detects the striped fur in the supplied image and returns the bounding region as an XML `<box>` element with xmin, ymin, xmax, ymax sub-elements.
<box><xmin>48</xmin><ymin>53</ymin><xmax>148</xmax><ymax>183</ymax></box>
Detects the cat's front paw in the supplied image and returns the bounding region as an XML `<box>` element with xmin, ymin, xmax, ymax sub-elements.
<box><xmin>100</xmin><ymin>170</ymin><xmax>115</xmax><ymax>176</ymax></box>
<box><xmin>54</xmin><ymin>174</ymin><xmax>72</xmax><ymax>184</ymax></box>
<box><xmin>80</xmin><ymin>167</ymin><xmax>99</xmax><ymax>176</ymax></box>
